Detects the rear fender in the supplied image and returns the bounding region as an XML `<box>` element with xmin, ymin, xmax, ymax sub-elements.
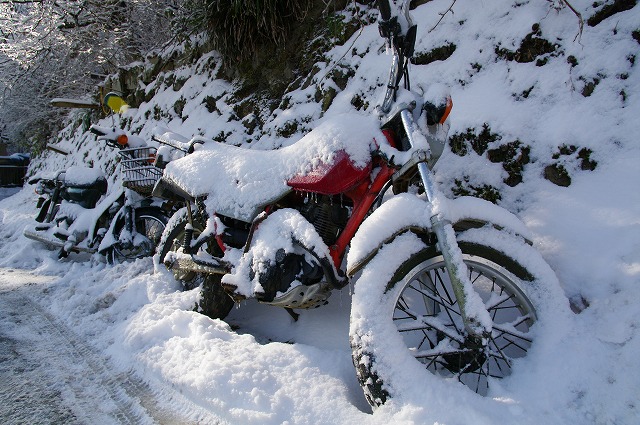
<box><xmin>152</xmin><ymin>177</ymin><xmax>194</xmax><ymax>203</ymax></box>
<box><xmin>346</xmin><ymin>194</ymin><xmax>533</xmax><ymax>277</ymax></box>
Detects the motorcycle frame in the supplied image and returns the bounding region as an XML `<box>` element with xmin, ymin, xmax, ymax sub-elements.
<box><xmin>327</xmin><ymin>160</ymin><xmax>395</xmax><ymax>268</ymax></box>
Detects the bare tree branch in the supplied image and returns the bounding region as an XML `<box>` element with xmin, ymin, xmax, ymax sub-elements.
<box><xmin>560</xmin><ymin>0</ymin><xmax>584</xmax><ymax>41</ymax></box>
<box><xmin>429</xmin><ymin>0</ymin><xmax>457</xmax><ymax>33</ymax></box>
<box><xmin>0</xmin><ymin>0</ymin><xmax>181</xmax><ymax>148</ymax></box>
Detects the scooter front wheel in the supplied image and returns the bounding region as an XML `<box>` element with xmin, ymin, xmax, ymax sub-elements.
<box><xmin>111</xmin><ymin>207</ymin><xmax>168</xmax><ymax>262</ymax></box>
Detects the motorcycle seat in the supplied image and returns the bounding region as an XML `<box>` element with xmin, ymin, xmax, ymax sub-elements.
<box><xmin>161</xmin><ymin>114</ymin><xmax>385</xmax><ymax>222</ymax></box>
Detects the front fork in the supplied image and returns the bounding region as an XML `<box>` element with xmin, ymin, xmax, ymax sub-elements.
<box><xmin>400</xmin><ymin>110</ymin><xmax>492</xmax><ymax>340</ymax></box>
<box><xmin>182</xmin><ymin>201</ymin><xmax>195</xmax><ymax>255</ymax></box>
<box><xmin>119</xmin><ymin>204</ymin><xmax>134</xmax><ymax>249</ymax></box>
<box><xmin>117</xmin><ymin>190</ymin><xmax>138</xmax><ymax>249</ymax></box>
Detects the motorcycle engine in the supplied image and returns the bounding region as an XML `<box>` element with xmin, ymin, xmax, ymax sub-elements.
<box><xmin>255</xmin><ymin>194</ymin><xmax>349</xmax><ymax>308</ymax></box>
<box><xmin>256</xmin><ymin>249</ymin><xmax>324</xmax><ymax>302</ymax></box>
<box><xmin>297</xmin><ymin>194</ymin><xmax>350</xmax><ymax>247</ymax></box>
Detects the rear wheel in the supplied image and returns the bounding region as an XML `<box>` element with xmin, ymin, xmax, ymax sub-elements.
<box><xmin>199</xmin><ymin>274</ymin><xmax>235</xmax><ymax>320</ymax></box>
<box><xmin>350</xmin><ymin>228</ymin><xmax>560</xmax><ymax>407</ymax></box>
<box><xmin>158</xmin><ymin>209</ymin><xmax>234</xmax><ymax>320</ymax></box>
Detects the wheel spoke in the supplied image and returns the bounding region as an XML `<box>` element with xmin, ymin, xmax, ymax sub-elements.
<box><xmin>487</xmin><ymin>334</ymin><xmax>513</xmax><ymax>371</ymax></box>
<box><xmin>434</xmin><ymin>268</ymin><xmax>458</xmax><ymax>308</ymax></box>
<box><xmin>484</xmin><ymin>293</ymin><xmax>512</xmax><ymax>311</ymax></box>
<box><xmin>406</xmin><ymin>281</ymin><xmax>461</xmax><ymax>318</ymax></box>
<box><xmin>412</xmin><ymin>343</ymin><xmax>470</xmax><ymax>359</ymax></box>
<box><xmin>388</xmin><ymin>252</ymin><xmax>537</xmax><ymax>396</ymax></box>
<box><xmin>397</xmin><ymin>321</ymin><xmax>464</xmax><ymax>345</ymax></box>
<box><xmin>396</xmin><ymin>305</ymin><xmax>465</xmax><ymax>344</ymax></box>
<box><xmin>497</xmin><ymin>335</ymin><xmax>530</xmax><ymax>354</ymax></box>
<box><xmin>492</xmin><ymin>320</ymin><xmax>533</xmax><ymax>343</ymax></box>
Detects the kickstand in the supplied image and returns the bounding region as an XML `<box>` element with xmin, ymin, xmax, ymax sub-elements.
<box><xmin>285</xmin><ymin>308</ymin><xmax>299</xmax><ymax>322</ymax></box>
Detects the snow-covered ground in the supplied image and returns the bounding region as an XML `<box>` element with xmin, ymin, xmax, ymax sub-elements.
<box><xmin>1</xmin><ymin>1</ymin><xmax>639</xmax><ymax>423</ymax></box>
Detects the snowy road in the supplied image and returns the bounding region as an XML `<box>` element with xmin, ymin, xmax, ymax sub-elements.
<box><xmin>0</xmin><ymin>269</ymin><xmax>222</xmax><ymax>425</ymax></box>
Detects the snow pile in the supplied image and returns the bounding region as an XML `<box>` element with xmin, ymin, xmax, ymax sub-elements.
<box><xmin>0</xmin><ymin>0</ymin><xmax>639</xmax><ymax>424</ymax></box>
<box><xmin>59</xmin><ymin>166</ymin><xmax>106</xmax><ymax>186</ymax></box>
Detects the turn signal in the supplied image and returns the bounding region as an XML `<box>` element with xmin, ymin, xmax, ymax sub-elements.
<box><xmin>117</xmin><ymin>134</ymin><xmax>129</xmax><ymax>146</ymax></box>
<box><xmin>424</xmin><ymin>95</ymin><xmax>453</xmax><ymax>126</ymax></box>
<box><xmin>439</xmin><ymin>96</ymin><xmax>453</xmax><ymax>125</ymax></box>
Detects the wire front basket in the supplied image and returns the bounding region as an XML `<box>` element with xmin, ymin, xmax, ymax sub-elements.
<box><xmin>118</xmin><ymin>147</ymin><xmax>162</xmax><ymax>196</ymax></box>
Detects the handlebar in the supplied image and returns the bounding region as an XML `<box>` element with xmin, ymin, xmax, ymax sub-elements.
<box><xmin>89</xmin><ymin>126</ymin><xmax>107</xmax><ymax>137</ymax></box>
<box><xmin>152</xmin><ymin>135</ymin><xmax>204</xmax><ymax>154</ymax></box>
<box><xmin>187</xmin><ymin>139</ymin><xmax>205</xmax><ymax>154</ymax></box>
<box><xmin>375</xmin><ymin>0</ymin><xmax>417</xmax><ymax>115</ymax></box>
<box><xmin>29</xmin><ymin>170</ymin><xmax>66</xmax><ymax>188</ymax></box>
<box><xmin>89</xmin><ymin>124</ymin><xmax>135</xmax><ymax>150</ymax></box>
<box><xmin>378</xmin><ymin>0</ymin><xmax>392</xmax><ymax>21</ymax></box>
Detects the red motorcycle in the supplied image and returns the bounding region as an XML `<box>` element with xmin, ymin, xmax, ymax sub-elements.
<box><xmin>152</xmin><ymin>0</ymin><xmax>568</xmax><ymax>406</ymax></box>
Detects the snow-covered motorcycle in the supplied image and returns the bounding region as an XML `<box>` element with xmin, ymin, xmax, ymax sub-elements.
<box><xmin>153</xmin><ymin>0</ymin><xmax>569</xmax><ymax>406</ymax></box>
<box><xmin>24</xmin><ymin>107</ymin><xmax>170</xmax><ymax>261</ymax></box>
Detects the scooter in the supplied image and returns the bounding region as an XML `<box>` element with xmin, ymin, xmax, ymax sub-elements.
<box><xmin>24</xmin><ymin>94</ymin><xmax>171</xmax><ymax>262</ymax></box>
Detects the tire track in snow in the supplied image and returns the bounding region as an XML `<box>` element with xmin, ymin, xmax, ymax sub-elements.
<box><xmin>0</xmin><ymin>270</ymin><xmax>224</xmax><ymax>424</ymax></box>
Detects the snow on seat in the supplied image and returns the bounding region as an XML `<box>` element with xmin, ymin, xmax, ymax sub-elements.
<box><xmin>64</xmin><ymin>166</ymin><xmax>107</xmax><ymax>191</ymax></box>
<box><xmin>161</xmin><ymin>114</ymin><xmax>385</xmax><ymax>222</ymax></box>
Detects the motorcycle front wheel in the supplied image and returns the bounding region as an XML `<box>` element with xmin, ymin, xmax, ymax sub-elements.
<box><xmin>111</xmin><ymin>207</ymin><xmax>168</xmax><ymax>262</ymax></box>
<box><xmin>350</xmin><ymin>227</ymin><xmax>564</xmax><ymax>407</ymax></box>
<box><xmin>157</xmin><ymin>209</ymin><xmax>234</xmax><ymax>320</ymax></box>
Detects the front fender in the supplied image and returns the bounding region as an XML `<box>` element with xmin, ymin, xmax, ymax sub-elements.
<box><xmin>97</xmin><ymin>205</ymin><xmax>126</xmax><ymax>253</ymax></box>
<box><xmin>346</xmin><ymin>194</ymin><xmax>532</xmax><ymax>277</ymax></box>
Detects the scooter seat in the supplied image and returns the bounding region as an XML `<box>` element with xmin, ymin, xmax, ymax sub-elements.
<box><xmin>64</xmin><ymin>166</ymin><xmax>108</xmax><ymax>192</ymax></box>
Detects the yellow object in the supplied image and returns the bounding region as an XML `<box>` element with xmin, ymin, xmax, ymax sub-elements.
<box><xmin>104</xmin><ymin>92</ymin><xmax>129</xmax><ymax>114</ymax></box>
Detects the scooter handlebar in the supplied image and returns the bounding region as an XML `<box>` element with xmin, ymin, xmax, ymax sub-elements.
<box><xmin>378</xmin><ymin>0</ymin><xmax>392</xmax><ymax>21</ymax></box>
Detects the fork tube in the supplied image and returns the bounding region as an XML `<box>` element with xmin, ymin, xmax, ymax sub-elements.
<box><xmin>124</xmin><ymin>204</ymin><xmax>134</xmax><ymax>244</ymax></box>
<box><xmin>183</xmin><ymin>202</ymin><xmax>195</xmax><ymax>255</ymax></box>
<box><xmin>380</xmin><ymin>53</ymin><xmax>400</xmax><ymax>114</ymax></box>
<box><xmin>46</xmin><ymin>171</ymin><xmax>66</xmax><ymax>222</ymax></box>
<box><xmin>400</xmin><ymin>110</ymin><xmax>491</xmax><ymax>338</ymax></box>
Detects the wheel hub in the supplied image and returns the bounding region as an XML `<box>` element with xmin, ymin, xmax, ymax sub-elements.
<box><xmin>442</xmin><ymin>348</ymin><xmax>487</xmax><ymax>374</ymax></box>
